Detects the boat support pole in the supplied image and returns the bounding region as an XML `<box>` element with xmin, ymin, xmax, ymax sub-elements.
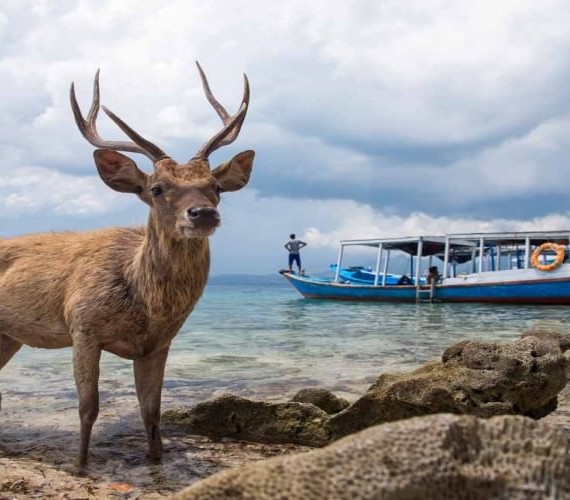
<box><xmin>524</xmin><ymin>237</ymin><xmax>530</xmax><ymax>269</ymax></box>
<box><xmin>497</xmin><ymin>244</ymin><xmax>501</xmax><ymax>271</ymax></box>
<box><xmin>478</xmin><ymin>237</ymin><xmax>484</xmax><ymax>273</ymax></box>
<box><xmin>374</xmin><ymin>244</ymin><xmax>383</xmax><ymax>286</ymax></box>
<box><xmin>415</xmin><ymin>238</ymin><xmax>423</xmax><ymax>285</ymax></box>
<box><xmin>382</xmin><ymin>250</ymin><xmax>390</xmax><ymax>286</ymax></box>
<box><xmin>443</xmin><ymin>237</ymin><xmax>450</xmax><ymax>279</ymax></box>
<box><xmin>334</xmin><ymin>244</ymin><xmax>344</xmax><ymax>283</ymax></box>
<box><xmin>415</xmin><ymin>238</ymin><xmax>424</xmax><ymax>302</ymax></box>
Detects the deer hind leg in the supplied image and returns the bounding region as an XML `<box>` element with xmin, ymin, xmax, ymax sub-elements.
<box><xmin>133</xmin><ymin>345</ymin><xmax>170</xmax><ymax>461</ymax></box>
<box><xmin>0</xmin><ymin>335</ymin><xmax>23</xmax><ymax>412</ymax></box>
<box><xmin>72</xmin><ymin>334</ymin><xmax>101</xmax><ymax>469</ymax></box>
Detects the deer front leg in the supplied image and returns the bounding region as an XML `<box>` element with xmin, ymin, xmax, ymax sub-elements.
<box><xmin>72</xmin><ymin>334</ymin><xmax>101</xmax><ymax>469</ymax></box>
<box><xmin>133</xmin><ymin>345</ymin><xmax>170</xmax><ymax>461</ymax></box>
<box><xmin>0</xmin><ymin>335</ymin><xmax>23</xmax><ymax>412</ymax></box>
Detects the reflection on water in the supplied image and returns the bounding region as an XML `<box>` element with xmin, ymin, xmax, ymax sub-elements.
<box><xmin>3</xmin><ymin>285</ymin><xmax>570</xmax><ymax>409</ymax></box>
<box><xmin>1</xmin><ymin>282</ymin><xmax>570</xmax><ymax>488</ymax></box>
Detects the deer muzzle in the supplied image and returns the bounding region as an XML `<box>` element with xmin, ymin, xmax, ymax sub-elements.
<box><xmin>185</xmin><ymin>206</ymin><xmax>220</xmax><ymax>232</ymax></box>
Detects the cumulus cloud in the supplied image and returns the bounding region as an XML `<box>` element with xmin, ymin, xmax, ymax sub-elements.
<box><xmin>304</xmin><ymin>207</ymin><xmax>570</xmax><ymax>250</ymax></box>
<box><xmin>211</xmin><ymin>190</ymin><xmax>570</xmax><ymax>273</ymax></box>
<box><xmin>0</xmin><ymin>166</ymin><xmax>131</xmax><ymax>216</ymax></box>
<box><xmin>2</xmin><ymin>0</ymin><xmax>570</xmax><ymax>273</ymax></box>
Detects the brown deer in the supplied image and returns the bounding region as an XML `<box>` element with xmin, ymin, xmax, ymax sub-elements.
<box><xmin>0</xmin><ymin>62</ymin><xmax>254</xmax><ymax>468</ymax></box>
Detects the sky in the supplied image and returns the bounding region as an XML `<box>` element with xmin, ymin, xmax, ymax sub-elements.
<box><xmin>2</xmin><ymin>0</ymin><xmax>570</xmax><ymax>275</ymax></box>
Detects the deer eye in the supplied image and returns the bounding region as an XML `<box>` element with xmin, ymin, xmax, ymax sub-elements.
<box><xmin>150</xmin><ymin>185</ymin><xmax>163</xmax><ymax>197</ymax></box>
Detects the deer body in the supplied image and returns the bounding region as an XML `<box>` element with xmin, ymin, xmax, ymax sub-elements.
<box><xmin>0</xmin><ymin>227</ymin><xmax>208</xmax><ymax>354</ymax></box>
<box><xmin>0</xmin><ymin>64</ymin><xmax>254</xmax><ymax>468</ymax></box>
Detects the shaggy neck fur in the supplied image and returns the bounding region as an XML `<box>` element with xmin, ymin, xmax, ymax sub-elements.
<box><xmin>127</xmin><ymin>214</ymin><xmax>210</xmax><ymax>318</ymax></box>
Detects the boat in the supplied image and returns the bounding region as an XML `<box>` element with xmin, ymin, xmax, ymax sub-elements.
<box><xmin>281</xmin><ymin>231</ymin><xmax>570</xmax><ymax>304</ymax></box>
<box><xmin>328</xmin><ymin>264</ymin><xmax>426</xmax><ymax>285</ymax></box>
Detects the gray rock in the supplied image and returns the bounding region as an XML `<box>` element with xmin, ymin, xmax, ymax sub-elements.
<box><xmin>329</xmin><ymin>335</ymin><xmax>567</xmax><ymax>438</ymax></box>
<box><xmin>163</xmin><ymin>394</ymin><xmax>331</xmax><ymax>446</ymax></box>
<box><xmin>164</xmin><ymin>335</ymin><xmax>567</xmax><ymax>448</ymax></box>
<box><xmin>173</xmin><ymin>414</ymin><xmax>570</xmax><ymax>499</ymax></box>
<box><xmin>520</xmin><ymin>328</ymin><xmax>570</xmax><ymax>352</ymax></box>
<box><xmin>290</xmin><ymin>388</ymin><xmax>349</xmax><ymax>414</ymax></box>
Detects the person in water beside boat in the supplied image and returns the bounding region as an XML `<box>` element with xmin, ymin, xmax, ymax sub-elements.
<box><xmin>427</xmin><ymin>266</ymin><xmax>441</xmax><ymax>285</ymax></box>
<box><xmin>285</xmin><ymin>234</ymin><xmax>307</xmax><ymax>274</ymax></box>
<box><xmin>396</xmin><ymin>267</ymin><xmax>440</xmax><ymax>286</ymax></box>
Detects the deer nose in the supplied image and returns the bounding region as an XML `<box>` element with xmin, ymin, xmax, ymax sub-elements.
<box><xmin>187</xmin><ymin>207</ymin><xmax>220</xmax><ymax>225</ymax></box>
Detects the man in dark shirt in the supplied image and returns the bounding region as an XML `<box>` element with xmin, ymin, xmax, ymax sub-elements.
<box><xmin>285</xmin><ymin>234</ymin><xmax>307</xmax><ymax>273</ymax></box>
<box><xmin>427</xmin><ymin>266</ymin><xmax>441</xmax><ymax>285</ymax></box>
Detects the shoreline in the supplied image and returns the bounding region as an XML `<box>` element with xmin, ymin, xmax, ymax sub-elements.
<box><xmin>2</xmin><ymin>383</ymin><xmax>570</xmax><ymax>498</ymax></box>
<box><xmin>0</xmin><ymin>396</ymin><xmax>310</xmax><ymax>499</ymax></box>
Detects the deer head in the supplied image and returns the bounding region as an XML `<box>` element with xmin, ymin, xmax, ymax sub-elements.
<box><xmin>70</xmin><ymin>62</ymin><xmax>254</xmax><ymax>240</ymax></box>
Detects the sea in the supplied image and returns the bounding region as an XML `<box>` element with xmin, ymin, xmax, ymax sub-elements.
<box><xmin>2</xmin><ymin>274</ymin><xmax>570</xmax><ymax>489</ymax></box>
<box><xmin>2</xmin><ymin>275</ymin><xmax>570</xmax><ymax>414</ymax></box>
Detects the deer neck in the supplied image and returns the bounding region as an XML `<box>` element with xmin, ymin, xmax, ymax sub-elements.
<box><xmin>127</xmin><ymin>215</ymin><xmax>211</xmax><ymax>318</ymax></box>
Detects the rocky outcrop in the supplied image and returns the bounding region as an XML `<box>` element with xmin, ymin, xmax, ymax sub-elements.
<box><xmin>290</xmin><ymin>388</ymin><xmax>349</xmax><ymax>414</ymax></box>
<box><xmin>330</xmin><ymin>334</ymin><xmax>567</xmax><ymax>438</ymax></box>
<box><xmin>173</xmin><ymin>413</ymin><xmax>570</xmax><ymax>499</ymax></box>
<box><xmin>165</xmin><ymin>334</ymin><xmax>567</xmax><ymax>447</ymax></box>
<box><xmin>162</xmin><ymin>394</ymin><xmax>331</xmax><ymax>446</ymax></box>
<box><xmin>520</xmin><ymin>328</ymin><xmax>570</xmax><ymax>352</ymax></box>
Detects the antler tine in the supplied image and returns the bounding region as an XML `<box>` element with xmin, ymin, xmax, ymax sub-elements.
<box><xmin>194</xmin><ymin>61</ymin><xmax>250</xmax><ymax>160</ymax></box>
<box><xmin>196</xmin><ymin>61</ymin><xmax>231</xmax><ymax>122</ymax></box>
<box><xmin>70</xmin><ymin>70</ymin><xmax>168</xmax><ymax>162</ymax></box>
<box><xmin>102</xmin><ymin>106</ymin><xmax>169</xmax><ymax>161</ymax></box>
<box><xmin>216</xmin><ymin>73</ymin><xmax>250</xmax><ymax>148</ymax></box>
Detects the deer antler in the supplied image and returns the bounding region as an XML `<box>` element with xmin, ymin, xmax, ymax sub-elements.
<box><xmin>193</xmin><ymin>61</ymin><xmax>250</xmax><ymax>160</ymax></box>
<box><xmin>70</xmin><ymin>70</ymin><xmax>169</xmax><ymax>162</ymax></box>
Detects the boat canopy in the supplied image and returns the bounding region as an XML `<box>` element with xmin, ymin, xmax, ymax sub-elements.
<box><xmin>334</xmin><ymin>230</ymin><xmax>570</xmax><ymax>284</ymax></box>
<box><xmin>338</xmin><ymin>236</ymin><xmax>474</xmax><ymax>257</ymax></box>
<box><xmin>339</xmin><ymin>231</ymin><xmax>570</xmax><ymax>256</ymax></box>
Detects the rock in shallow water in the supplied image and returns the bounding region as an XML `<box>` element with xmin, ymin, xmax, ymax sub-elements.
<box><xmin>290</xmin><ymin>387</ymin><xmax>350</xmax><ymax>415</ymax></box>
<box><xmin>163</xmin><ymin>394</ymin><xmax>331</xmax><ymax>446</ymax></box>
<box><xmin>329</xmin><ymin>334</ymin><xmax>567</xmax><ymax>438</ymax></box>
<box><xmin>165</xmin><ymin>334</ymin><xmax>568</xmax><ymax>447</ymax></box>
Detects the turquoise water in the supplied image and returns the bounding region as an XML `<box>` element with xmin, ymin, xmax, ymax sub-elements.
<box><xmin>2</xmin><ymin>280</ymin><xmax>570</xmax><ymax>415</ymax></box>
<box><xmin>2</xmin><ymin>279</ymin><xmax>569</xmax><ymax>489</ymax></box>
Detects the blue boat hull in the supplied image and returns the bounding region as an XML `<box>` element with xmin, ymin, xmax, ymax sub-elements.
<box><xmin>282</xmin><ymin>273</ymin><xmax>570</xmax><ymax>304</ymax></box>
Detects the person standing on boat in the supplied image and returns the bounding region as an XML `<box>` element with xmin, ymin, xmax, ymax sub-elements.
<box><xmin>285</xmin><ymin>234</ymin><xmax>307</xmax><ymax>274</ymax></box>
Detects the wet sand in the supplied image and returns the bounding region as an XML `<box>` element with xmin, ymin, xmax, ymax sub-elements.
<box><xmin>1</xmin><ymin>384</ymin><xmax>570</xmax><ymax>498</ymax></box>
<box><xmin>0</xmin><ymin>403</ymin><xmax>307</xmax><ymax>499</ymax></box>
<box><xmin>0</xmin><ymin>349</ymin><xmax>361</xmax><ymax>498</ymax></box>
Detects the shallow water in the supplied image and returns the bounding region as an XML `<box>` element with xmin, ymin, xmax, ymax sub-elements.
<box><xmin>1</xmin><ymin>281</ymin><xmax>570</xmax><ymax>491</ymax></box>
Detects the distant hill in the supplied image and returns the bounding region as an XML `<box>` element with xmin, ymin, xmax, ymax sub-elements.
<box><xmin>207</xmin><ymin>273</ymin><xmax>287</xmax><ymax>286</ymax></box>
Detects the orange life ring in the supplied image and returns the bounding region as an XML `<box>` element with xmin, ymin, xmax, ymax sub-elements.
<box><xmin>530</xmin><ymin>242</ymin><xmax>566</xmax><ymax>272</ymax></box>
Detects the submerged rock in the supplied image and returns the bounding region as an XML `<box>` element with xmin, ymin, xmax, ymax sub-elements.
<box><xmin>173</xmin><ymin>413</ymin><xmax>570</xmax><ymax>499</ymax></box>
<box><xmin>163</xmin><ymin>394</ymin><xmax>331</xmax><ymax>447</ymax></box>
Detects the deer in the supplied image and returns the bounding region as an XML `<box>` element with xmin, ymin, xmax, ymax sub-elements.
<box><xmin>0</xmin><ymin>62</ymin><xmax>254</xmax><ymax>469</ymax></box>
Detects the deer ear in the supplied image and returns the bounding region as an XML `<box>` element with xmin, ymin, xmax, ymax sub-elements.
<box><xmin>211</xmin><ymin>150</ymin><xmax>255</xmax><ymax>192</ymax></box>
<box><xmin>93</xmin><ymin>149</ymin><xmax>148</xmax><ymax>195</ymax></box>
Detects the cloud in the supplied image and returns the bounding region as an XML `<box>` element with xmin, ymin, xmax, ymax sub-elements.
<box><xmin>304</xmin><ymin>206</ymin><xmax>570</xmax><ymax>250</ymax></box>
<box><xmin>0</xmin><ymin>166</ymin><xmax>132</xmax><ymax>217</ymax></box>
<box><xmin>2</xmin><ymin>0</ymin><xmax>570</xmax><ymax>273</ymax></box>
<box><xmin>211</xmin><ymin>190</ymin><xmax>570</xmax><ymax>273</ymax></box>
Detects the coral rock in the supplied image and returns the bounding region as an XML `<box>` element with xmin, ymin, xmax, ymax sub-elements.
<box><xmin>174</xmin><ymin>414</ymin><xmax>570</xmax><ymax>499</ymax></box>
